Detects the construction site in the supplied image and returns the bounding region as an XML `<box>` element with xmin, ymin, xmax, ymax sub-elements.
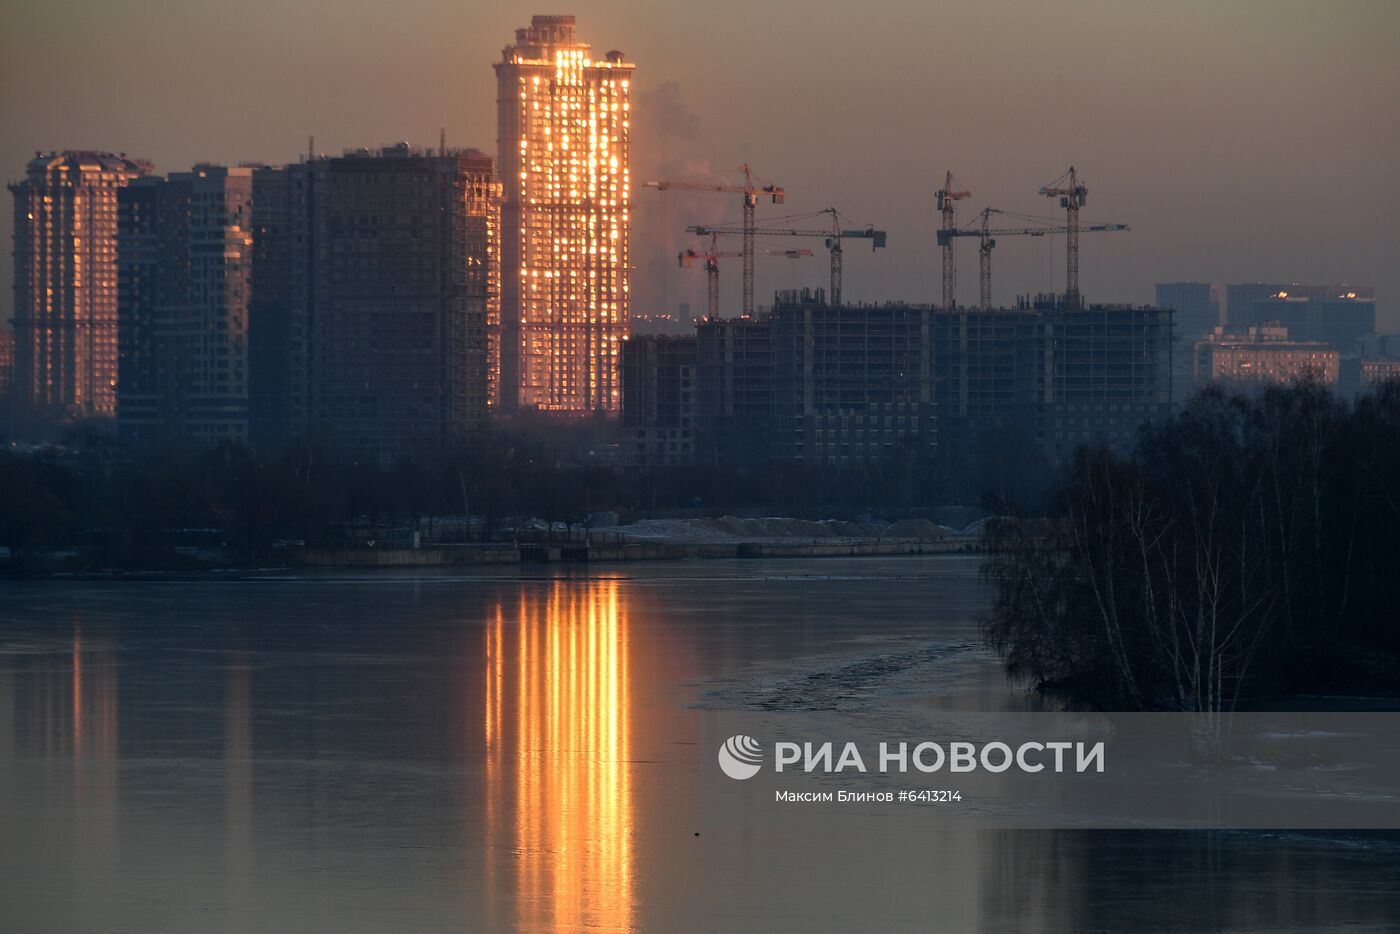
<box><xmin>624</xmin><ymin>165</ymin><xmax>1171</xmax><ymax>469</ymax></box>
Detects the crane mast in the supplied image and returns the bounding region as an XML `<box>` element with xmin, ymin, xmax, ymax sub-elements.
<box><xmin>644</xmin><ymin>164</ymin><xmax>784</xmax><ymax>317</ymax></box>
<box><xmin>938</xmin><ymin>208</ymin><xmax>1128</xmax><ymax>310</ymax></box>
<box><xmin>678</xmin><ymin>234</ymin><xmax>810</xmax><ymax>319</ymax></box>
<box><xmin>935</xmin><ymin>171</ymin><xmax>971</xmax><ymax>309</ymax></box>
<box><xmin>1039</xmin><ymin>166</ymin><xmax>1089</xmax><ymax>307</ymax></box>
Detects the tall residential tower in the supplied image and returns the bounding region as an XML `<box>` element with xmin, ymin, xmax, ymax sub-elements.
<box><xmin>10</xmin><ymin>151</ymin><xmax>151</xmax><ymax>428</ymax></box>
<box><xmin>495</xmin><ymin>15</ymin><xmax>633</xmax><ymax>412</ymax></box>
<box><xmin>117</xmin><ymin>165</ymin><xmax>254</xmax><ymax>443</ymax></box>
<box><xmin>249</xmin><ymin>145</ymin><xmax>499</xmax><ymax>465</ymax></box>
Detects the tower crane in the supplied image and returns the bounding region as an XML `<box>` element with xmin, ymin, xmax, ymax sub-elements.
<box><xmin>644</xmin><ymin>164</ymin><xmax>785</xmax><ymax>318</ymax></box>
<box><xmin>1039</xmin><ymin>166</ymin><xmax>1090</xmax><ymax>307</ymax></box>
<box><xmin>678</xmin><ymin>235</ymin><xmax>812</xmax><ymax>319</ymax></box>
<box><xmin>935</xmin><ymin>171</ymin><xmax>971</xmax><ymax>309</ymax></box>
<box><xmin>689</xmin><ymin>208</ymin><xmax>886</xmax><ymax>307</ymax></box>
<box><xmin>937</xmin><ymin>208</ymin><xmax>1128</xmax><ymax>310</ymax></box>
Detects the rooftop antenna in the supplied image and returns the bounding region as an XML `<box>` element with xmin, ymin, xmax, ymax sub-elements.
<box><xmin>439</xmin><ymin>127</ymin><xmax>447</xmax><ymax>156</ymax></box>
<box><xmin>308</xmin><ymin>135</ymin><xmax>315</xmax><ymax>162</ymax></box>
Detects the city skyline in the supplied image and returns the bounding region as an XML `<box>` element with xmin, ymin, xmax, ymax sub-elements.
<box><xmin>2</xmin><ymin>0</ymin><xmax>1398</xmax><ymax>330</ymax></box>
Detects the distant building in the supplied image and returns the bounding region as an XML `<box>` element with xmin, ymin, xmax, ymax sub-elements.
<box><xmin>117</xmin><ymin>166</ymin><xmax>254</xmax><ymax>443</ymax></box>
<box><xmin>1224</xmin><ymin>282</ymin><xmax>1374</xmax><ymax>331</ymax></box>
<box><xmin>620</xmin><ymin>334</ymin><xmax>696</xmax><ymax>467</ymax></box>
<box><xmin>9</xmin><ymin>151</ymin><xmax>151</xmax><ymax>429</ymax></box>
<box><xmin>1248</xmin><ymin>292</ymin><xmax>1375</xmax><ymax>352</ymax></box>
<box><xmin>1360</xmin><ymin>360</ymin><xmax>1400</xmax><ymax>388</ymax></box>
<box><xmin>625</xmin><ymin>293</ymin><xmax>1172</xmax><ymax>467</ymax></box>
<box><xmin>250</xmin><ymin>145</ymin><xmax>500</xmax><ymax>464</ymax></box>
<box><xmin>1194</xmin><ymin>324</ymin><xmax>1339</xmax><ymax>388</ymax></box>
<box><xmin>495</xmin><ymin>15</ymin><xmax>634</xmax><ymax>413</ymax></box>
<box><xmin>1155</xmin><ymin>282</ymin><xmax>1219</xmax><ymax>339</ymax></box>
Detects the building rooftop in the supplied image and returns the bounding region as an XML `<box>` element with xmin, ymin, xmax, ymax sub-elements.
<box><xmin>23</xmin><ymin>150</ymin><xmax>152</xmax><ymax>178</ymax></box>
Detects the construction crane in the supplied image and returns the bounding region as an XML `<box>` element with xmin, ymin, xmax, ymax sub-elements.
<box><xmin>1039</xmin><ymin>166</ymin><xmax>1091</xmax><ymax>307</ymax></box>
<box><xmin>935</xmin><ymin>171</ymin><xmax>971</xmax><ymax>309</ymax></box>
<box><xmin>689</xmin><ymin>208</ymin><xmax>886</xmax><ymax>307</ymax></box>
<box><xmin>938</xmin><ymin>208</ymin><xmax>1128</xmax><ymax>310</ymax></box>
<box><xmin>644</xmin><ymin>164</ymin><xmax>785</xmax><ymax>318</ymax></box>
<box><xmin>678</xmin><ymin>235</ymin><xmax>812</xmax><ymax>319</ymax></box>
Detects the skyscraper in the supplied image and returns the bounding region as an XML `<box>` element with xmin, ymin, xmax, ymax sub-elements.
<box><xmin>495</xmin><ymin>14</ymin><xmax>634</xmax><ymax>413</ymax></box>
<box><xmin>250</xmin><ymin>144</ymin><xmax>499</xmax><ymax>465</ymax></box>
<box><xmin>117</xmin><ymin>165</ymin><xmax>254</xmax><ymax>443</ymax></box>
<box><xmin>10</xmin><ymin>151</ymin><xmax>151</xmax><ymax>428</ymax></box>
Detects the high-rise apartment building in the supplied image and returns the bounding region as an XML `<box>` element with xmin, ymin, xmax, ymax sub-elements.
<box><xmin>495</xmin><ymin>14</ymin><xmax>634</xmax><ymax>412</ymax></box>
<box><xmin>250</xmin><ymin>145</ymin><xmax>499</xmax><ymax>465</ymax></box>
<box><xmin>117</xmin><ymin>165</ymin><xmax>254</xmax><ymax>443</ymax></box>
<box><xmin>625</xmin><ymin>294</ymin><xmax>1172</xmax><ymax>467</ymax></box>
<box><xmin>9</xmin><ymin>151</ymin><xmax>151</xmax><ymax>428</ymax></box>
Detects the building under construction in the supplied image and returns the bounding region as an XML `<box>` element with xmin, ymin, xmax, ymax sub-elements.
<box><xmin>620</xmin><ymin>333</ymin><xmax>696</xmax><ymax>467</ymax></box>
<box><xmin>933</xmin><ymin>296</ymin><xmax>1172</xmax><ymax>462</ymax></box>
<box><xmin>622</xmin><ymin>293</ymin><xmax>1173</xmax><ymax>468</ymax></box>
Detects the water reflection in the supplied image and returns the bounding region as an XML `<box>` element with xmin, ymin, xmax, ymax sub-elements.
<box><xmin>484</xmin><ymin>580</ymin><xmax>634</xmax><ymax>932</ymax></box>
<box><xmin>224</xmin><ymin>648</ymin><xmax>253</xmax><ymax>901</ymax></box>
<box><xmin>1</xmin><ymin>564</ymin><xmax>1396</xmax><ymax>932</ymax></box>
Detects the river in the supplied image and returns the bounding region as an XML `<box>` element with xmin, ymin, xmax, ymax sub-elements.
<box><xmin>1</xmin><ymin>557</ymin><xmax>1396</xmax><ymax>932</ymax></box>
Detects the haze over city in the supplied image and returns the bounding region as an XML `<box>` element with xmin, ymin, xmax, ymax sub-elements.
<box><xmin>6</xmin><ymin>5</ymin><xmax>1400</xmax><ymax>933</ymax></box>
<box><xmin>3</xmin><ymin>0</ymin><xmax>1398</xmax><ymax>326</ymax></box>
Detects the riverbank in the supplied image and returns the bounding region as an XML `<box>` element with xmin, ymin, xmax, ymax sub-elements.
<box><xmin>281</xmin><ymin>535</ymin><xmax>976</xmax><ymax>568</ymax></box>
<box><xmin>3</xmin><ymin>513</ymin><xmax>985</xmax><ymax>574</ymax></box>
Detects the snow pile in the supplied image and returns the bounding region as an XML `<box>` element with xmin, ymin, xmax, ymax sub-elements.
<box><xmin>613</xmin><ymin>515</ymin><xmax>955</xmax><ymax>543</ymax></box>
<box><xmin>880</xmin><ymin>518</ymin><xmax>950</xmax><ymax>540</ymax></box>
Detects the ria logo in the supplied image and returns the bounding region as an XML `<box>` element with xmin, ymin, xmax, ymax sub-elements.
<box><xmin>718</xmin><ymin>734</ymin><xmax>764</xmax><ymax>780</ymax></box>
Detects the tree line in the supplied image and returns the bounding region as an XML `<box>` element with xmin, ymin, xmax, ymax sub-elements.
<box><xmin>984</xmin><ymin>381</ymin><xmax>1400</xmax><ymax>710</ymax></box>
<box><xmin>0</xmin><ymin>414</ymin><xmax>1043</xmax><ymax>571</ymax></box>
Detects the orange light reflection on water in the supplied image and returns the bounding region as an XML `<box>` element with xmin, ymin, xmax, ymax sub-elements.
<box><xmin>484</xmin><ymin>580</ymin><xmax>634</xmax><ymax>932</ymax></box>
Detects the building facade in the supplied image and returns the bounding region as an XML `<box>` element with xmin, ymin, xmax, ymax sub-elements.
<box><xmin>495</xmin><ymin>14</ymin><xmax>634</xmax><ymax>413</ymax></box>
<box><xmin>1155</xmin><ymin>282</ymin><xmax>1219</xmax><ymax>340</ymax></box>
<box><xmin>117</xmin><ymin>166</ymin><xmax>254</xmax><ymax>443</ymax></box>
<box><xmin>1194</xmin><ymin>325</ymin><xmax>1339</xmax><ymax>388</ymax></box>
<box><xmin>620</xmin><ymin>334</ymin><xmax>696</xmax><ymax>467</ymax></box>
<box><xmin>695</xmin><ymin>313</ymin><xmax>776</xmax><ymax>465</ymax></box>
<box><xmin>767</xmin><ymin>295</ymin><xmax>935</xmax><ymax>465</ymax></box>
<box><xmin>934</xmin><ymin>299</ymin><xmax>1173</xmax><ymax>462</ymax></box>
<box><xmin>9</xmin><ymin>151</ymin><xmax>151</xmax><ymax>429</ymax></box>
<box><xmin>248</xmin><ymin>162</ymin><xmax>311</xmax><ymax>447</ymax></box>
<box><xmin>250</xmin><ymin>145</ymin><xmax>500</xmax><ymax>464</ymax></box>
<box><xmin>1224</xmin><ymin>283</ymin><xmax>1374</xmax><ymax>330</ymax></box>
<box><xmin>1360</xmin><ymin>359</ymin><xmax>1400</xmax><ymax>389</ymax></box>
<box><xmin>1247</xmin><ymin>294</ymin><xmax>1375</xmax><ymax>352</ymax></box>
<box><xmin>625</xmin><ymin>294</ymin><xmax>1172</xmax><ymax>467</ymax></box>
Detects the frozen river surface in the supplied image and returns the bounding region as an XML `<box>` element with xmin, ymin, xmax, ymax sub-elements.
<box><xmin>1</xmin><ymin>557</ymin><xmax>1397</xmax><ymax>932</ymax></box>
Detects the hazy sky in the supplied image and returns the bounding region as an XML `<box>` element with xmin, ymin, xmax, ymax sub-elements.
<box><xmin>3</xmin><ymin>0</ymin><xmax>1398</xmax><ymax>327</ymax></box>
